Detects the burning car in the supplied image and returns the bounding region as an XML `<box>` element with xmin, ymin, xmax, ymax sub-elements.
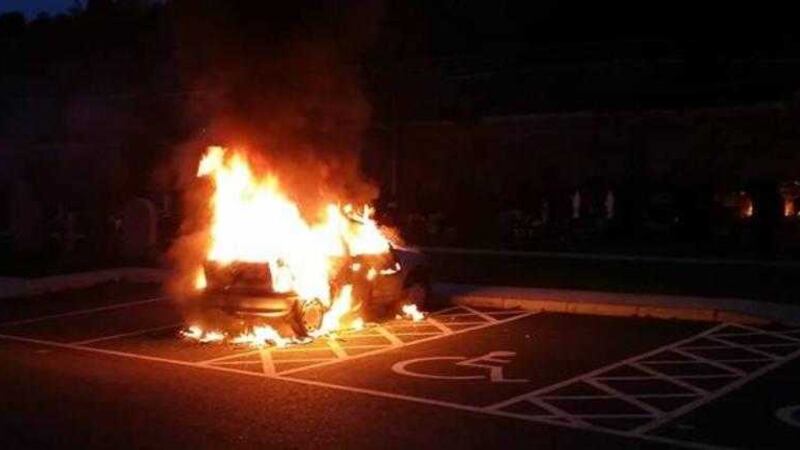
<box><xmin>190</xmin><ymin>244</ymin><xmax>429</xmax><ymax>338</ymax></box>
<box><xmin>181</xmin><ymin>147</ymin><xmax>428</xmax><ymax>344</ymax></box>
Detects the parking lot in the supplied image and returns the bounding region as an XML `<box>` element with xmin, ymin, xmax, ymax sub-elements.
<box><xmin>1</xmin><ymin>283</ymin><xmax>799</xmax><ymax>449</ymax></box>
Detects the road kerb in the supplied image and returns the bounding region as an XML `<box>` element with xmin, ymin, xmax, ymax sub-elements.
<box><xmin>0</xmin><ymin>268</ymin><xmax>169</xmax><ymax>300</ymax></box>
<box><xmin>448</xmin><ymin>289</ymin><xmax>775</xmax><ymax>325</ymax></box>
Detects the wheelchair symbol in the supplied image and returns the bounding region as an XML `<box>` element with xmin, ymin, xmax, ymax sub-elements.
<box><xmin>391</xmin><ymin>351</ymin><xmax>528</xmax><ymax>383</ymax></box>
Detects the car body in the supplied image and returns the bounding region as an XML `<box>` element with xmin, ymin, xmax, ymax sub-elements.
<box><xmin>190</xmin><ymin>245</ymin><xmax>430</xmax><ymax>337</ymax></box>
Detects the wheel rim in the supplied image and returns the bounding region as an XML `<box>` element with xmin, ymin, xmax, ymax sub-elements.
<box><xmin>301</xmin><ymin>301</ymin><xmax>324</xmax><ymax>332</ymax></box>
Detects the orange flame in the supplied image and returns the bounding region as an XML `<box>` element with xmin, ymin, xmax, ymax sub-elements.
<box><xmin>184</xmin><ymin>146</ymin><xmax>394</xmax><ymax>346</ymax></box>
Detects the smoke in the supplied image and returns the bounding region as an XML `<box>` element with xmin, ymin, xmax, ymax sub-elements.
<box><xmin>162</xmin><ymin>0</ymin><xmax>385</xmax><ymax>296</ymax></box>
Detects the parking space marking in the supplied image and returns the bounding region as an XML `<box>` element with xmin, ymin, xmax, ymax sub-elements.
<box><xmin>259</xmin><ymin>349</ymin><xmax>275</xmax><ymax>376</ymax></box>
<box><xmin>374</xmin><ymin>326</ymin><xmax>403</xmax><ymax>346</ymax></box>
<box><xmin>0</xmin><ymin>314</ymin><xmax>727</xmax><ymax>450</ymax></box>
<box><xmin>276</xmin><ymin>309</ymin><xmax>533</xmax><ymax>376</ymax></box>
<box><xmin>0</xmin><ymin>297</ymin><xmax>167</xmax><ymax>327</ymax></box>
<box><xmin>194</xmin><ymin>307</ymin><xmax>533</xmax><ymax>374</ymax></box>
<box><xmin>458</xmin><ymin>306</ymin><xmax>499</xmax><ymax>323</ymax></box>
<box><xmin>487</xmin><ymin>323</ymin><xmax>800</xmax><ymax>439</ymax></box>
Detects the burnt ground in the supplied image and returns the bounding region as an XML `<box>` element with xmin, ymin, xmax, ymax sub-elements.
<box><xmin>0</xmin><ymin>282</ymin><xmax>799</xmax><ymax>450</ymax></box>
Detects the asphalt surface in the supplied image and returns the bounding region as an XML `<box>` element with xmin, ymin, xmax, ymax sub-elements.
<box><xmin>1</xmin><ymin>283</ymin><xmax>799</xmax><ymax>450</ymax></box>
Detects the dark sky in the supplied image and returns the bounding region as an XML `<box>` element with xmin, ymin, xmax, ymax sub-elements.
<box><xmin>0</xmin><ymin>0</ymin><xmax>75</xmax><ymax>18</ymax></box>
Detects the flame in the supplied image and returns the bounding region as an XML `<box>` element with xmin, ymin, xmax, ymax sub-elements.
<box><xmin>180</xmin><ymin>325</ymin><xmax>224</xmax><ymax>343</ymax></box>
<box><xmin>313</xmin><ymin>284</ymin><xmax>355</xmax><ymax>336</ymax></box>
<box><xmin>231</xmin><ymin>325</ymin><xmax>288</xmax><ymax>348</ymax></box>
<box><xmin>198</xmin><ymin>146</ymin><xmax>331</xmax><ymax>302</ymax></box>
<box><xmin>183</xmin><ymin>146</ymin><xmax>401</xmax><ymax>346</ymax></box>
<box><xmin>400</xmin><ymin>304</ymin><xmax>425</xmax><ymax>322</ymax></box>
<box><xmin>785</xmin><ymin>199</ymin><xmax>796</xmax><ymax>217</ymax></box>
<box><xmin>194</xmin><ymin>267</ymin><xmax>207</xmax><ymax>291</ymax></box>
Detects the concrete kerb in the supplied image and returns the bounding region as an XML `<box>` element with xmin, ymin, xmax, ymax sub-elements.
<box><xmin>437</xmin><ymin>283</ymin><xmax>800</xmax><ymax>326</ymax></box>
<box><xmin>0</xmin><ymin>268</ymin><xmax>169</xmax><ymax>299</ymax></box>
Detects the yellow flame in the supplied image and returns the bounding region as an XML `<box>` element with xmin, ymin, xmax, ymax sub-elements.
<box><xmin>400</xmin><ymin>304</ymin><xmax>425</xmax><ymax>322</ymax></box>
<box><xmin>231</xmin><ymin>326</ymin><xmax>288</xmax><ymax>348</ymax></box>
<box><xmin>314</xmin><ymin>284</ymin><xmax>354</xmax><ymax>336</ymax></box>
<box><xmin>194</xmin><ymin>268</ymin><xmax>207</xmax><ymax>291</ymax></box>
<box><xmin>785</xmin><ymin>199</ymin><xmax>795</xmax><ymax>217</ymax></box>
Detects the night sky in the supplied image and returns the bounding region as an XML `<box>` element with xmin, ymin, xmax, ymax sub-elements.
<box><xmin>0</xmin><ymin>0</ymin><xmax>75</xmax><ymax>18</ymax></box>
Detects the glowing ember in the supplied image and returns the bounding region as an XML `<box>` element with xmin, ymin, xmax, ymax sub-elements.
<box><xmin>231</xmin><ymin>325</ymin><xmax>288</xmax><ymax>348</ymax></box>
<box><xmin>180</xmin><ymin>325</ymin><xmax>224</xmax><ymax>343</ymax></box>
<box><xmin>351</xmin><ymin>317</ymin><xmax>365</xmax><ymax>331</ymax></box>
<box><xmin>399</xmin><ymin>304</ymin><xmax>425</xmax><ymax>322</ymax></box>
<box><xmin>785</xmin><ymin>199</ymin><xmax>796</xmax><ymax>217</ymax></box>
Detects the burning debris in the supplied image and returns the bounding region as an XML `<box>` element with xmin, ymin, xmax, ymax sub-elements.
<box><xmin>179</xmin><ymin>147</ymin><xmax>429</xmax><ymax>348</ymax></box>
<box><xmin>399</xmin><ymin>304</ymin><xmax>425</xmax><ymax>322</ymax></box>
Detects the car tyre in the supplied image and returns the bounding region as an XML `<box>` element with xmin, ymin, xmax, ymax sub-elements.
<box><xmin>402</xmin><ymin>276</ymin><xmax>429</xmax><ymax>309</ymax></box>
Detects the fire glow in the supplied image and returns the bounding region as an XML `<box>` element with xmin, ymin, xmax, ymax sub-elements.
<box><xmin>182</xmin><ymin>146</ymin><xmax>417</xmax><ymax>347</ymax></box>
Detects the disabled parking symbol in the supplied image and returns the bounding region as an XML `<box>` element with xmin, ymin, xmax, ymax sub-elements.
<box><xmin>391</xmin><ymin>351</ymin><xmax>529</xmax><ymax>383</ymax></box>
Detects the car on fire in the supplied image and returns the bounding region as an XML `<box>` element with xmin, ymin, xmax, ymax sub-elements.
<box><xmin>189</xmin><ymin>245</ymin><xmax>430</xmax><ymax>337</ymax></box>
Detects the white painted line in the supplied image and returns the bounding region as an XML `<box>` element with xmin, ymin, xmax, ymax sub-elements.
<box><xmin>259</xmin><ymin>349</ymin><xmax>275</xmax><ymax>376</ymax></box>
<box><xmin>271</xmin><ymin>357</ymin><xmax>337</xmax><ymax>363</ymax></box>
<box><xmin>213</xmin><ymin>360</ymin><xmax>262</xmax><ymax>366</ymax></box>
<box><xmin>374</xmin><ymin>326</ymin><xmax>403</xmax><ymax>346</ymax></box>
<box><xmin>70</xmin><ymin>323</ymin><xmax>183</xmax><ymax>345</ymax></box>
<box><xmin>424</xmin><ymin>316</ymin><xmax>455</xmax><ymax>335</ymax></box>
<box><xmin>681</xmin><ymin>345</ymin><xmax>734</xmax><ymax>351</ymax></box>
<box><xmin>278</xmin><ymin>312</ymin><xmax>535</xmax><ymax>376</ymax></box>
<box><xmin>488</xmin><ymin>323</ymin><xmax>729</xmax><ymax>411</ymax></box>
<box><xmin>199</xmin><ymin>344</ymin><xmax>332</xmax><ymax>364</ymax></box>
<box><xmin>389</xmin><ymin>332</ymin><xmax>441</xmax><ymax>337</ymax></box>
<box><xmin>634</xmin><ymin>345</ymin><xmax>800</xmax><ymax>434</ymax></box>
<box><xmin>486</xmin><ymin>321</ymin><xmax>800</xmax><ymax>441</ymax></box>
<box><xmin>705</xmin><ymin>336</ymin><xmax>782</xmax><ymax>359</ymax></box>
<box><xmin>629</xmin><ymin>362</ymin><xmax>708</xmax><ymax>395</ymax></box>
<box><xmin>276</xmin><ymin>372</ymin><xmax>723</xmax><ymax>450</ymax></box>
<box><xmin>426</xmin><ymin>320</ymin><xmax>488</xmax><ymax>326</ymax></box>
<box><xmin>0</xmin><ymin>328</ymin><xmax>723</xmax><ymax>450</ymax></box>
<box><xmin>643</xmin><ymin>359</ymin><xmax>769</xmax><ymax>365</ymax></box>
<box><xmin>213</xmin><ymin>357</ymin><xmax>336</xmax><ymax>366</ymax></box>
<box><xmin>326</xmin><ymin>339</ymin><xmax>348</xmax><ymax>358</ymax></box>
<box><xmin>0</xmin><ymin>332</ymin><xmax>256</xmax><ymax>377</ymax></box>
<box><xmin>636</xmin><ymin>393</ymin><xmax>699</xmax><ymax>399</ymax></box>
<box><xmin>429</xmin><ymin>306</ymin><xmax>463</xmax><ymax>316</ymax></box>
<box><xmin>434</xmin><ymin>311</ymin><xmax>524</xmax><ymax>319</ymax></box>
<box><xmin>584</xmin><ymin>378</ymin><xmax>663</xmax><ymax>415</ymax></box>
<box><xmin>336</xmin><ymin>344</ymin><xmax>389</xmax><ymax>350</ymax></box>
<box><xmin>595</xmin><ymin>374</ymin><xmax>735</xmax><ymax>381</ymax></box>
<box><xmin>725</xmin><ymin>323</ymin><xmax>800</xmax><ymax>343</ymax></box>
<box><xmin>671</xmin><ymin>349</ymin><xmax>746</xmax><ymax>376</ymax></box>
<box><xmin>539</xmin><ymin>394</ymin><xmax>616</xmax><ymax>400</ymax></box>
<box><xmin>749</xmin><ymin>343</ymin><xmax>800</xmax><ymax>348</ymax></box>
<box><xmin>458</xmin><ymin>306</ymin><xmax>499</xmax><ymax>323</ymax></box>
<box><xmin>547</xmin><ymin>413</ymin><xmax>655</xmax><ymax>419</ymax></box>
<box><xmin>640</xmin><ymin>360</ymin><xmax>707</xmax><ymax>365</ymax></box>
<box><xmin>525</xmin><ymin>398</ymin><xmax>591</xmax><ymax>427</ymax></box>
<box><xmin>0</xmin><ymin>296</ymin><xmax>167</xmax><ymax>327</ymax></box>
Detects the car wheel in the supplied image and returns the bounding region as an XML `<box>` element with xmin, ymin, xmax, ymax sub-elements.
<box><xmin>403</xmin><ymin>279</ymin><xmax>429</xmax><ymax>308</ymax></box>
<box><xmin>300</xmin><ymin>299</ymin><xmax>325</xmax><ymax>333</ymax></box>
